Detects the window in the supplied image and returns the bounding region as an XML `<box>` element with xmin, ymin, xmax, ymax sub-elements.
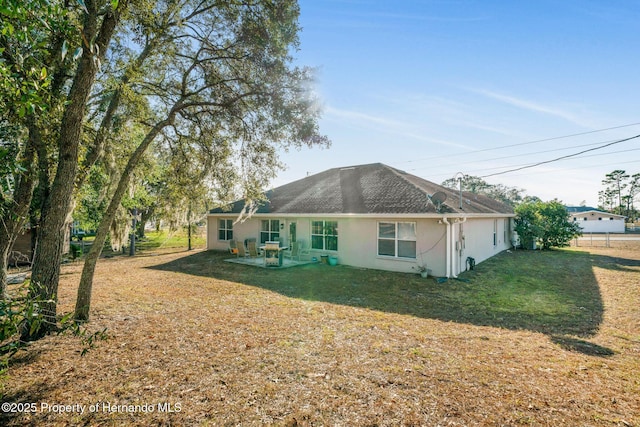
<box><xmin>609</xmin><ymin>217</ymin><xmax>614</xmax><ymax>221</ymax></box>
<box><xmin>260</xmin><ymin>220</ymin><xmax>280</xmax><ymax>243</ymax></box>
<box><xmin>218</xmin><ymin>219</ymin><xmax>233</xmax><ymax>241</ymax></box>
<box><xmin>311</xmin><ymin>220</ymin><xmax>338</xmax><ymax>251</ymax></box>
<box><xmin>493</xmin><ymin>219</ymin><xmax>497</xmax><ymax>246</ymax></box>
<box><xmin>378</xmin><ymin>222</ymin><xmax>416</xmax><ymax>258</ymax></box>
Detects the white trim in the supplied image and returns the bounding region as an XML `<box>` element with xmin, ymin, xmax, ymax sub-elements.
<box><xmin>568</xmin><ymin>210</ymin><xmax>626</xmax><ymax>219</ymax></box>
<box><xmin>217</xmin><ymin>218</ymin><xmax>234</xmax><ymax>242</ymax></box>
<box><xmin>208</xmin><ymin>212</ymin><xmax>515</xmax><ymax>219</ymax></box>
<box><xmin>310</xmin><ymin>219</ymin><xmax>338</xmax><ymax>252</ymax></box>
<box><xmin>375</xmin><ymin>255</ymin><xmax>417</xmax><ymax>263</ymax></box>
<box><xmin>377</xmin><ymin>221</ymin><xmax>417</xmax><ymax>259</ymax></box>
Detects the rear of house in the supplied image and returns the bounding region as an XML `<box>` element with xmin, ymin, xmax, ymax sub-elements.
<box><xmin>208</xmin><ymin>163</ymin><xmax>514</xmax><ymax>277</ymax></box>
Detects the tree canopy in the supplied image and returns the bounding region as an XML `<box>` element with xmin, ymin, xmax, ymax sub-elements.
<box><xmin>441</xmin><ymin>174</ymin><xmax>525</xmax><ymax>207</ymax></box>
<box><xmin>514</xmin><ymin>200</ymin><xmax>582</xmax><ymax>250</ymax></box>
<box><xmin>1</xmin><ymin>0</ymin><xmax>329</xmax><ymax>337</ymax></box>
<box><xmin>599</xmin><ymin>169</ymin><xmax>639</xmax><ymax>221</ymax></box>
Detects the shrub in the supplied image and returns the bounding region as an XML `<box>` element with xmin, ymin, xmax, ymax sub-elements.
<box><xmin>515</xmin><ymin>200</ymin><xmax>582</xmax><ymax>249</ymax></box>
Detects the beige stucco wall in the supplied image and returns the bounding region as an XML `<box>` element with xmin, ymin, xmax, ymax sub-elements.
<box><xmin>318</xmin><ymin>217</ymin><xmax>447</xmax><ymax>275</ymax></box>
<box><xmin>458</xmin><ymin>217</ymin><xmax>511</xmax><ymax>273</ymax></box>
<box><xmin>208</xmin><ymin>214</ymin><xmax>513</xmax><ymax>277</ymax></box>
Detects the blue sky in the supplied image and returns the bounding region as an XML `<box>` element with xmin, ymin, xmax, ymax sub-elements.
<box><xmin>274</xmin><ymin>0</ymin><xmax>640</xmax><ymax>207</ymax></box>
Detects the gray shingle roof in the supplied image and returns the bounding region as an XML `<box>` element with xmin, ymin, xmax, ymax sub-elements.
<box><xmin>565</xmin><ymin>206</ymin><xmax>626</xmax><ymax>218</ymax></box>
<box><xmin>565</xmin><ymin>206</ymin><xmax>600</xmax><ymax>213</ymax></box>
<box><xmin>210</xmin><ymin>163</ymin><xmax>514</xmax><ymax>215</ymax></box>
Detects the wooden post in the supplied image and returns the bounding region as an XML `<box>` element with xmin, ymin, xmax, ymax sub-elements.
<box><xmin>187</xmin><ymin>203</ymin><xmax>192</xmax><ymax>251</ymax></box>
<box><xmin>129</xmin><ymin>208</ymin><xmax>137</xmax><ymax>256</ymax></box>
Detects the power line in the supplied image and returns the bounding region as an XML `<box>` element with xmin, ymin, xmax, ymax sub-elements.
<box><xmin>405</xmin><ymin>138</ymin><xmax>624</xmax><ymax>173</ymax></box>
<box><xmin>420</xmin><ymin>153</ymin><xmax>640</xmax><ymax>178</ymax></box>
<box><xmin>492</xmin><ymin>158</ymin><xmax>640</xmax><ymax>178</ymax></box>
<box><xmin>396</xmin><ymin>121</ymin><xmax>640</xmax><ymax>164</ymax></box>
<box><xmin>479</xmin><ymin>134</ymin><xmax>640</xmax><ymax>178</ymax></box>
<box><xmin>446</xmin><ymin>147</ymin><xmax>640</xmax><ymax>177</ymax></box>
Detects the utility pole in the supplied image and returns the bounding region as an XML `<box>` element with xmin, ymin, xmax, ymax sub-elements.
<box><xmin>129</xmin><ymin>208</ymin><xmax>137</xmax><ymax>256</ymax></box>
<box><xmin>187</xmin><ymin>203</ymin><xmax>192</xmax><ymax>251</ymax></box>
<box><xmin>455</xmin><ymin>172</ymin><xmax>464</xmax><ymax>210</ymax></box>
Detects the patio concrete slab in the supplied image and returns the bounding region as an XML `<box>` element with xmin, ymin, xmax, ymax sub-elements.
<box><xmin>224</xmin><ymin>257</ymin><xmax>316</xmax><ymax>269</ymax></box>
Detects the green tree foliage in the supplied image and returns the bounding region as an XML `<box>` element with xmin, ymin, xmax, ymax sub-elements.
<box><xmin>73</xmin><ymin>0</ymin><xmax>329</xmax><ymax>322</ymax></box>
<box><xmin>600</xmin><ymin>170</ymin><xmax>629</xmax><ymax>213</ymax></box>
<box><xmin>514</xmin><ymin>200</ymin><xmax>582</xmax><ymax>250</ymax></box>
<box><xmin>3</xmin><ymin>0</ymin><xmax>328</xmax><ymax>338</ymax></box>
<box><xmin>599</xmin><ymin>170</ymin><xmax>639</xmax><ymax>221</ymax></box>
<box><xmin>0</xmin><ymin>0</ymin><xmax>78</xmax><ymax>298</ymax></box>
<box><xmin>441</xmin><ymin>174</ymin><xmax>525</xmax><ymax>207</ymax></box>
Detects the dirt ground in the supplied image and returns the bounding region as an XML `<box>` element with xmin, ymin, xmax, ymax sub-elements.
<box><xmin>2</xmin><ymin>243</ymin><xmax>639</xmax><ymax>426</ymax></box>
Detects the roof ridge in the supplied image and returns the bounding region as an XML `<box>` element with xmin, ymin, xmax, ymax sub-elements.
<box><xmin>382</xmin><ymin>164</ymin><xmax>428</xmax><ymax>195</ymax></box>
<box><xmin>382</xmin><ymin>164</ymin><xmax>459</xmax><ymax>208</ymax></box>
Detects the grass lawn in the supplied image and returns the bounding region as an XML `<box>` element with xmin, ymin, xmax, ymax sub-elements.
<box><xmin>2</xmin><ymin>242</ymin><xmax>639</xmax><ymax>426</ymax></box>
<box><xmin>78</xmin><ymin>229</ymin><xmax>206</xmax><ymax>258</ymax></box>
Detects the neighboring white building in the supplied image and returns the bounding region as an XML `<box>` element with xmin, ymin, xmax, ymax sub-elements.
<box><xmin>566</xmin><ymin>206</ymin><xmax>626</xmax><ymax>233</ymax></box>
<box><xmin>207</xmin><ymin>163</ymin><xmax>515</xmax><ymax>278</ymax></box>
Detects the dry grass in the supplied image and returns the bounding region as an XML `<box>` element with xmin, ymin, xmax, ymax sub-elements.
<box><xmin>2</xmin><ymin>242</ymin><xmax>639</xmax><ymax>426</ymax></box>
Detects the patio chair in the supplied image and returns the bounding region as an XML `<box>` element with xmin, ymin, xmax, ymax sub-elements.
<box><xmin>247</xmin><ymin>240</ymin><xmax>260</xmax><ymax>258</ymax></box>
<box><xmin>283</xmin><ymin>241</ymin><xmax>299</xmax><ymax>261</ymax></box>
<box><xmin>236</xmin><ymin>242</ymin><xmax>248</xmax><ymax>258</ymax></box>
<box><xmin>297</xmin><ymin>239</ymin><xmax>311</xmax><ymax>260</ymax></box>
<box><xmin>228</xmin><ymin>240</ymin><xmax>238</xmax><ymax>254</ymax></box>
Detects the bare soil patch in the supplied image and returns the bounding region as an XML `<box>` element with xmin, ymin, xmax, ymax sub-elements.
<box><xmin>2</xmin><ymin>243</ymin><xmax>639</xmax><ymax>426</ymax></box>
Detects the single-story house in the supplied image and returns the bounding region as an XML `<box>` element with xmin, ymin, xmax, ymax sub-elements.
<box><xmin>566</xmin><ymin>206</ymin><xmax>626</xmax><ymax>233</ymax></box>
<box><xmin>8</xmin><ymin>225</ymin><xmax>73</xmax><ymax>266</ymax></box>
<box><xmin>8</xmin><ymin>228</ymin><xmax>34</xmax><ymax>266</ymax></box>
<box><xmin>207</xmin><ymin>163</ymin><xmax>515</xmax><ymax>277</ymax></box>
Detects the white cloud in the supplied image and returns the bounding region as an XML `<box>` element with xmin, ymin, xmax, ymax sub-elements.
<box><xmin>470</xmin><ymin>89</ymin><xmax>594</xmax><ymax>129</ymax></box>
<box><xmin>325</xmin><ymin>105</ymin><xmax>471</xmax><ymax>150</ymax></box>
<box><xmin>325</xmin><ymin>106</ymin><xmax>406</xmax><ymax>128</ymax></box>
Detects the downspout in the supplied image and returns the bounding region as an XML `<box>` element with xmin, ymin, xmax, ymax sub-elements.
<box><xmin>441</xmin><ymin>217</ymin><xmax>451</xmax><ymax>278</ymax></box>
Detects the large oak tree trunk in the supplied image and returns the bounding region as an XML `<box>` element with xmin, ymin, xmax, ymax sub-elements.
<box><xmin>75</xmin><ymin>117</ymin><xmax>174</xmax><ymax>321</ymax></box>
<box><xmin>24</xmin><ymin>3</ymin><xmax>121</xmax><ymax>339</ymax></box>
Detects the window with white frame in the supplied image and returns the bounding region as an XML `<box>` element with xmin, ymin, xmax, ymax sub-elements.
<box><xmin>260</xmin><ymin>219</ymin><xmax>280</xmax><ymax>243</ymax></box>
<box><xmin>218</xmin><ymin>219</ymin><xmax>233</xmax><ymax>241</ymax></box>
<box><xmin>311</xmin><ymin>220</ymin><xmax>338</xmax><ymax>251</ymax></box>
<box><xmin>378</xmin><ymin>222</ymin><xmax>416</xmax><ymax>258</ymax></box>
<box><xmin>493</xmin><ymin>219</ymin><xmax>498</xmax><ymax>246</ymax></box>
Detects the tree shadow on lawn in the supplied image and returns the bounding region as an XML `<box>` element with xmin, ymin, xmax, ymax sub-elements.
<box><xmin>0</xmin><ymin>378</ymin><xmax>56</xmax><ymax>426</ymax></box>
<box><xmin>150</xmin><ymin>249</ymin><xmax>618</xmax><ymax>356</ymax></box>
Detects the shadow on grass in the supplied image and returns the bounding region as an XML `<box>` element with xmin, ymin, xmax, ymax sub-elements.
<box><xmin>150</xmin><ymin>249</ymin><xmax>619</xmax><ymax>357</ymax></box>
<box><xmin>0</xmin><ymin>379</ymin><xmax>54</xmax><ymax>426</ymax></box>
<box><xmin>550</xmin><ymin>335</ymin><xmax>615</xmax><ymax>356</ymax></box>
